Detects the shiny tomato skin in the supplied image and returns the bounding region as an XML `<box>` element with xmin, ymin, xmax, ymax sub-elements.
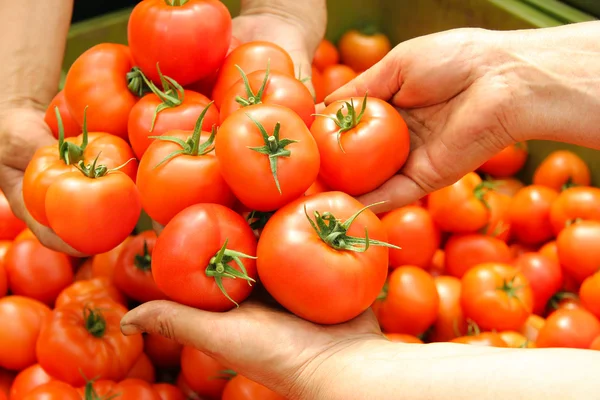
<box><xmin>514</xmin><ymin>252</ymin><xmax>563</xmax><ymax>315</ymax></box>
<box><xmin>519</xmin><ymin>314</ymin><xmax>545</xmax><ymax>343</ymax></box>
<box><xmin>212</xmin><ymin>41</ymin><xmax>295</xmax><ymax>109</ymax></box>
<box><xmin>450</xmin><ymin>332</ymin><xmax>508</xmax><ymax>347</ymax></box>
<box><xmin>508</xmin><ymin>185</ymin><xmax>558</xmax><ymax>245</ymax></box>
<box><xmin>430</xmin><ymin>276</ymin><xmax>467</xmax><ymax>342</ymax></box>
<box><xmin>55</xmin><ymin>277</ymin><xmax>126</xmax><ymax>308</ymax></box>
<box><xmin>216</xmin><ymin>104</ymin><xmax>320</xmax><ymax>211</ymax></box>
<box><xmin>126</xmin><ymin>353</ymin><xmax>156</xmax><ymax>383</ymax></box>
<box><xmin>137</xmin><ymin>130</ymin><xmax>235</xmax><ymax>226</ymax></box>
<box><xmin>43</xmin><ymin>91</ymin><xmax>80</xmax><ymax>139</ymax></box>
<box><xmin>144</xmin><ymin>334</ymin><xmax>183</xmax><ymax>369</ymax></box>
<box><xmin>549</xmin><ymin>186</ymin><xmax>600</xmax><ymax>235</ymax></box>
<box><xmin>258</xmin><ymin>191</ymin><xmax>389</xmax><ymax>324</ymax></box>
<box><xmin>320</xmin><ymin>64</ymin><xmax>357</xmax><ymax>98</ymax></box>
<box><xmin>9</xmin><ymin>364</ymin><xmax>53</xmax><ymax>400</ymax></box>
<box><xmin>444</xmin><ymin>234</ymin><xmax>511</xmax><ymax>278</ymax></box>
<box><xmin>153</xmin><ymin>383</ymin><xmax>186</xmax><ymax>400</ymax></box>
<box><xmin>557</xmin><ymin>220</ymin><xmax>600</xmax><ymax>283</ymax></box>
<box><xmin>0</xmin><ymin>191</ymin><xmax>25</xmax><ymax>240</ymax></box>
<box><xmin>478</xmin><ymin>143</ymin><xmax>528</xmax><ymax>178</ymax></box>
<box><xmin>21</xmin><ymin>381</ymin><xmax>80</xmax><ymax>400</ymax></box>
<box><xmin>533</xmin><ymin>150</ymin><xmax>591</xmax><ymax>191</ymax></box>
<box><xmin>220</xmin><ymin>70</ymin><xmax>315</xmax><ymax>126</ymax></box>
<box><xmin>63</xmin><ymin>43</ymin><xmax>137</xmax><ymax>140</ymax></box>
<box><xmin>537</xmin><ymin>308</ymin><xmax>600</xmax><ymax>348</ymax></box>
<box><xmin>313</xmin><ymin>39</ymin><xmax>339</xmax><ymax>71</ymax></box>
<box><xmin>338</xmin><ymin>30</ymin><xmax>391</xmax><ymax>72</ymax></box>
<box><xmin>311</xmin><ymin>97</ymin><xmax>409</xmax><ymax>196</ymax></box>
<box><xmin>579</xmin><ymin>272</ymin><xmax>600</xmax><ymax>319</ymax></box>
<box><xmin>222</xmin><ymin>375</ymin><xmax>286</xmax><ymax>400</ymax></box>
<box><xmin>152</xmin><ymin>204</ymin><xmax>258</xmax><ymax>311</ymax></box>
<box><xmin>381</xmin><ymin>206</ymin><xmax>440</xmax><ymax>269</ymax></box>
<box><xmin>481</xmin><ymin>191</ymin><xmax>511</xmax><ymax>242</ymax></box>
<box><xmin>0</xmin><ymin>296</ymin><xmax>50</xmax><ymax>371</ymax></box>
<box><xmin>180</xmin><ymin>347</ymin><xmax>228</xmax><ymax>400</ymax></box>
<box><xmin>91</xmin><ymin>237</ymin><xmax>131</xmax><ymax>280</ymax></box>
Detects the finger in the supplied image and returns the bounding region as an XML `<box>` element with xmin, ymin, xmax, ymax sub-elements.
<box><xmin>356</xmin><ymin>174</ymin><xmax>427</xmax><ymax>214</ymax></box>
<box><xmin>315</xmin><ymin>102</ymin><xmax>326</xmax><ymax>113</ymax></box>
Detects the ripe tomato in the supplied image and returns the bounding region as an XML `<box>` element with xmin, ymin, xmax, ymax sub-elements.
<box><xmin>212</xmin><ymin>42</ymin><xmax>295</xmax><ymax>108</ymax></box>
<box><xmin>74</xmin><ymin>259</ymin><xmax>93</xmax><ymax>281</ymax></box>
<box><xmin>493</xmin><ymin>177</ymin><xmax>525</xmax><ymax>197</ymax></box>
<box><xmin>137</xmin><ymin>111</ymin><xmax>235</xmax><ymax>226</ymax></box>
<box><xmin>113</xmin><ymin>231</ymin><xmax>166</xmax><ymax>303</ymax></box>
<box><xmin>377</xmin><ymin>266</ymin><xmax>439</xmax><ymax>335</ymax></box>
<box><xmin>258</xmin><ymin>191</ymin><xmax>391</xmax><ymax>324</ymax></box>
<box><xmin>43</xmin><ymin>91</ymin><xmax>80</xmax><ymax>139</ymax></box>
<box><xmin>590</xmin><ymin>336</ymin><xmax>600</xmax><ymax>350</ymax></box>
<box><xmin>537</xmin><ymin>308</ymin><xmax>600</xmax><ymax>348</ymax></box>
<box><xmin>478</xmin><ymin>142</ymin><xmax>528</xmax><ymax>178</ymax></box>
<box><xmin>55</xmin><ymin>277</ymin><xmax>126</xmax><ymax>308</ymax></box>
<box><xmin>311</xmin><ymin>96</ymin><xmax>409</xmax><ymax>196</ymax></box>
<box><xmin>430</xmin><ymin>276</ymin><xmax>467</xmax><ymax>342</ymax></box>
<box><xmin>180</xmin><ymin>347</ymin><xmax>228</xmax><ymax>400</ymax></box>
<box><xmin>153</xmin><ymin>383</ymin><xmax>186</xmax><ymax>400</ymax></box>
<box><xmin>508</xmin><ymin>185</ymin><xmax>558</xmax><ymax>245</ymax></box>
<box><xmin>481</xmin><ymin>191</ymin><xmax>511</xmax><ymax>241</ymax></box>
<box><xmin>538</xmin><ymin>240</ymin><xmax>559</xmax><ymax>263</ymax></box>
<box><xmin>222</xmin><ymin>375</ymin><xmax>285</xmax><ymax>400</ymax></box>
<box><xmin>0</xmin><ymin>369</ymin><xmax>13</xmax><ymax>398</ymax></box>
<box><xmin>549</xmin><ymin>186</ymin><xmax>600</xmax><ymax>235</ymax></box>
<box><xmin>126</xmin><ymin>353</ymin><xmax>156</xmax><ymax>383</ymax></box>
<box><xmin>514</xmin><ymin>252</ymin><xmax>563</xmax><ymax>315</ymax></box>
<box><xmin>216</xmin><ymin>104</ymin><xmax>319</xmax><ymax>211</ymax></box>
<box><xmin>36</xmin><ymin>298</ymin><xmax>143</xmax><ymax>386</ymax></box>
<box><xmin>519</xmin><ymin>314</ymin><xmax>545</xmax><ymax>343</ymax></box>
<box><xmin>385</xmin><ymin>333</ymin><xmax>424</xmax><ymax>343</ymax></box>
<box><xmin>381</xmin><ymin>206</ymin><xmax>440</xmax><ymax>269</ymax></box>
<box><xmin>533</xmin><ymin>150</ymin><xmax>591</xmax><ymax>191</ymax></box>
<box><xmin>450</xmin><ymin>332</ymin><xmax>508</xmax><ymax>347</ymax></box>
<box><xmin>0</xmin><ymin>296</ymin><xmax>50</xmax><ymax>371</ymax></box>
<box><xmin>0</xmin><ymin>190</ymin><xmax>25</xmax><ymax>240</ymax></box>
<box><xmin>0</xmin><ymin>242</ymin><xmax>10</xmax><ymax>297</ymax></box>
<box><xmin>498</xmin><ymin>331</ymin><xmax>534</xmax><ymax>348</ymax></box>
<box><xmin>64</xmin><ymin>43</ymin><xmax>139</xmax><ymax>140</ymax></box>
<box><xmin>220</xmin><ymin>68</ymin><xmax>315</xmax><ymax>127</ymax></box>
<box><xmin>304</xmin><ymin>177</ymin><xmax>331</xmax><ymax>196</ymax></box>
<box><xmin>153</xmin><ymin>204</ymin><xmax>257</xmax><ymax>311</ymax></box>
<box><xmin>320</xmin><ymin>64</ymin><xmax>357</xmax><ymax>99</ymax></box>
<box><xmin>427</xmin><ymin>249</ymin><xmax>446</xmax><ymax>277</ymax></box>
<box><xmin>557</xmin><ymin>220</ymin><xmax>600</xmax><ymax>283</ymax></box>
<box><xmin>9</xmin><ymin>364</ymin><xmax>53</xmax><ymax>400</ymax></box>
<box><xmin>88</xmin><ymin>378</ymin><xmax>161</xmax><ymax>400</ymax></box>
<box><xmin>21</xmin><ymin>381</ymin><xmax>80</xmax><ymax>400</ymax></box>
<box><xmin>144</xmin><ymin>334</ymin><xmax>183</xmax><ymax>369</ymax></box>
<box><xmin>428</xmin><ymin>173</ymin><xmax>491</xmax><ymax>233</ymax></box>
<box><xmin>311</xmin><ymin>65</ymin><xmax>325</xmax><ymax>103</ymax></box>
<box><xmin>579</xmin><ymin>272</ymin><xmax>600</xmax><ymax>319</ymax></box>
<box><xmin>313</xmin><ymin>39</ymin><xmax>339</xmax><ymax>71</ymax></box>
<box><xmin>338</xmin><ymin>29</ymin><xmax>391</xmax><ymax>72</ymax></box>
<box><xmin>461</xmin><ymin>263</ymin><xmax>533</xmax><ymax>331</ymax></box>
<box><xmin>444</xmin><ymin>234</ymin><xmax>511</xmax><ymax>278</ymax></box>
<box><xmin>91</xmin><ymin>237</ymin><xmax>131</xmax><ymax>280</ymax></box>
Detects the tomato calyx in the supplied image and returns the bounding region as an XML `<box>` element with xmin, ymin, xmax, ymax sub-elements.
<box><xmin>314</xmin><ymin>93</ymin><xmax>368</xmax><ymax>153</ymax></box>
<box><xmin>473</xmin><ymin>181</ymin><xmax>496</xmax><ymax>209</ymax></box>
<box><xmin>82</xmin><ymin>380</ymin><xmax>118</xmax><ymax>400</ymax></box>
<box><xmin>546</xmin><ymin>291</ymin><xmax>579</xmax><ymax>312</ymax></box>
<box><xmin>209</xmin><ymin>369</ymin><xmax>238</xmax><ymax>381</ymax></box>
<box><xmin>496</xmin><ymin>276</ymin><xmax>527</xmax><ymax>308</ymax></box>
<box><xmin>246</xmin><ymin>210</ymin><xmax>275</xmax><ymax>231</ymax></box>
<box><xmin>134</xmin><ymin>240</ymin><xmax>152</xmax><ymax>272</ymax></box>
<box><xmin>83</xmin><ymin>306</ymin><xmax>107</xmax><ymax>338</ymax></box>
<box><xmin>376</xmin><ymin>281</ymin><xmax>389</xmax><ymax>301</ymax></box>
<box><xmin>561</xmin><ymin>177</ymin><xmax>578</xmax><ymax>191</ymax></box>
<box><xmin>74</xmin><ymin>153</ymin><xmax>136</xmax><ymax>179</ymax></box>
<box><xmin>126</xmin><ymin>67</ymin><xmax>151</xmax><ymax>97</ymax></box>
<box><xmin>358</xmin><ymin>24</ymin><xmax>382</xmax><ymax>36</ymax></box>
<box><xmin>234</xmin><ymin>62</ymin><xmax>270</xmax><ymax>107</ymax></box>
<box><xmin>246</xmin><ymin>115</ymin><xmax>298</xmax><ymax>194</ymax></box>
<box><xmin>55</xmin><ymin>106</ymin><xmax>88</xmax><ymax>165</ymax></box>
<box><xmin>164</xmin><ymin>0</ymin><xmax>190</xmax><ymax>6</ymax></box>
<box><xmin>205</xmin><ymin>239</ymin><xmax>257</xmax><ymax>307</ymax></box>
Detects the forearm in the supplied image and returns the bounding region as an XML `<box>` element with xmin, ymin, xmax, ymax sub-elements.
<box><xmin>0</xmin><ymin>0</ymin><xmax>73</xmax><ymax>110</ymax></box>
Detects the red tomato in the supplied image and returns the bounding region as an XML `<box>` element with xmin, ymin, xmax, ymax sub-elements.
<box><xmin>549</xmin><ymin>186</ymin><xmax>600</xmax><ymax>235</ymax></box>
<box><xmin>508</xmin><ymin>185</ymin><xmax>558</xmax><ymax>245</ymax></box>
<box><xmin>338</xmin><ymin>29</ymin><xmax>391</xmax><ymax>72</ymax></box>
<box><xmin>43</xmin><ymin>91</ymin><xmax>80</xmax><ymax>139</ymax></box>
<box><xmin>579</xmin><ymin>272</ymin><xmax>600</xmax><ymax>319</ymax></box>
<box><xmin>320</xmin><ymin>64</ymin><xmax>357</xmax><ymax>98</ymax></box>
<box><xmin>153</xmin><ymin>204</ymin><xmax>257</xmax><ymax>311</ymax></box>
<box><xmin>304</xmin><ymin>177</ymin><xmax>331</xmax><ymax>196</ymax></box>
<box><xmin>481</xmin><ymin>191</ymin><xmax>511</xmax><ymax>241</ymax></box>
<box><xmin>533</xmin><ymin>150</ymin><xmax>591</xmax><ymax>191</ymax></box>
<box><xmin>128</xmin><ymin>0</ymin><xmax>231</xmax><ymax>86</ymax></box>
<box><xmin>537</xmin><ymin>308</ymin><xmax>600</xmax><ymax>348</ymax></box>
<box><xmin>36</xmin><ymin>298</ymin><xmax>143</xmax><ymax>386</ymax></box>
<box><xmin>377</xmin><ymin>267</ymin><xmax>439</xmax><ymax>335</ymax></box>
<box><xmin>64</xmin><ymin>43</ymin><xmax>139</xmax><ymax>140</ymax></box>
<box><xmin>444</xmin><ymin>234</ymin><xmax>511</xmax><ymax>278</ymax></box>
<box><xmin>514</xmin><ymin>253</ymin><xmax>563</xmax><ymax>315</ymax></box>
<box><xmin>313</xmin><ymin>39</ymin><xmax>339</xmax><ymax>71</ymax></box>
<box><xmin>461</xmin><ymin>263</ymin><xmax>533</xmax><ymax>331</ymax></box>
<box><xmin>91</xmin><ymin>237</ymin><xmax>131</xmax><ymax>280</ymax></box>
<box><xmin>126</xmin><ymin>353</ymin><xmax>156</xmax><ymax>383</ymax></box>
<box><xmin>590</xmin><ymin>336</ymin><xmax>600</xmax><ymax>350</ymax></box>
<box><xmin>4</xmin><ymin>238</ymin><xmax>73</xmax><ymax>306</ymax></box>
<box><xmin>519</xmin><ymin>314</ymin><xmax>545</xmax><ymax>343</ymax></box>
<box><xmin>74</xmin><ymin>259</ymin><xmax>93</xmax><ymax>281</ymax></box>
<box><xmin>9</xmin><ymin>364</ymin><xmax>53</xmax><ymax>400</ymax></box>
<box><xmin>21</xmin><ymin>381</ymin><xmax>80</xmax><ymax>400</ymax></box>
<box><xmin>311</xmin><ymin>65</ymin><xmax>325</xmax><ymax>104</ymax></box>
<box><xmin>0</xmin><ymin>369</ymin><xmax>13</xmax><ymax>397</ymax></box>
<box><xmin>0</xmin><ymin>241</ymin><xmax>10</xmax><ymax>297</ymax></box>
<box><xmin>144</xmin><ymin>334</ymin><xmax>183</xmax><ymax>369</ymax></box>
<box><xmin>0</xmin><ymin>190</ymin><xmax>25</xmax><ymax>240</ymax></box>
<box><xmin>450</xmin><ymin>332</ymin><xmax>508</xmax><ymax>347</ymax></box>
<box><xmin>509</xmin><ymin>242</ymin><xmax>538</xmax><ymax>260</ymax></box>
<box><xmin>427</xmin><ymin>249</ymin><xmax>446</xmax><ymax>277</ymax></box>
<box><xmin>385</xmin><ymin>333</ymin><xmax>424</xmax><ymax>343</ymax></box>
<box><xmin>493</xmin><ymin>177</ymin><xmax>525</xmax><ymax>197</ymax></box>
<box><xmin>153</xmin><ymin>383</ymin><xmax>186</xmax><ymax>400</ymax></box>
<box><xmin>311</xmin><ymin>97</ymin><xmax>409</xmax><ymax>196</ymax></box>
<box><xmin>212</xmin><ymin>42</ymin><xmax>295</xmax><ymax>108</ymax></box>
<box><xmin>258</xmin><ymin>191</ymin><xmax>390</xmax><ymax>324</ymax></box>
<box><xmin>478</xmin><ymin>142</ymin><xmax>528</xmax><ymax>178</ymax></box>
<box><xmin>222</xmin><ymin>375</ymin><xmax>285</xmax><ymax>400</ymax></box>
<box><xmin>428</xmin><ymin>173</ymin><xmax>490</xmax><ymax>233</ymax></box>
<box><xmin>0</xmin><ymin>296</ymin><xmax>50</xmax><ymax>371</ymax></box>
<box><xmin>381</xmin><ymin>206</ymin><xmax>440</xmax><ymax>269</ymax></box>
<box><xmin>88</xmin><ymin>378</ymin><xmax>161</xmax><ymax>400</ymax></box>
<box><xmin>220</xmin><ymin>69</ymin><xmax>315</xmax><ymax>127</ymax></box>
<box><xmin>430</xmin><ymin>276</ymin><xmax>467</xmax><ymax>342</ymax></box>
<box><xmin>180</xmin><ymin>347</ymin><xmax>228</xmax><ymax>400</ymax></box>
<box><xmin>557</xmin><ymin>220</ymin><xmax>600</xmax><ymax>283</ymax></box>
<box><xmin>538</xmin><ymin>241</ymin><xmax>559</xmax><ymax>263</ymax></box>
<box><xmin>216</xmin><ymin>104</ymin><xmax>320</xmax><ymax>211</ymax></box>
<box><xmin>55</xmin><ymin>277</ymin><xmax>126</xmax><ymax>308</ymax></box>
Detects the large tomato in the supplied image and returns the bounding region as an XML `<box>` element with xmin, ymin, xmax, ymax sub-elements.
<box><xmin>126</xmin><ymin>353</ymin><xmax>156</xmax><ymax>383</ymax></box>
<box><xmin>0</xmin><ymin>190</ymin><xmax>25</xmax><ymax>240</ymax></box>
<box><xmin>380</xmin><ymin>206</ymin><xmax>440</xmax><ymax>269</ymax></box>
<box><xmin>36</xmin><ymin>298</ymin><xmax>143</xmax><ymax>386</ymax></box>
<box><xmin>320</xmin><ymin>64</ymin><xmax>357</xmax><ymax>98</ymax></box>
<box><xmin>508</xmin><ymin>185</ymin><xmax>558</xmax><ymax>245</ymax></box>
<box><xmin>152</xmin><ymin>204</ymin><xmax>257</xmax><ymax>311</ymax></box>
<box><xmin>549</xmin><ymin>186</ymin><xmax>600</xmax><ymax>235</ymax></box>
<box><xmin>43</xmin><ymin>91</ymin><xmax>80</xmax><ymax>139</ymax></box>
<box><xmin>461</xmin><ymin>263</ymin><xmax>533</xmax><ymax>331</ymax></box>
<box><xmin>153</xmin><ymin>383</ymin><xmax>186</xmax><ymax>400</ymax></box>
<box><xmin>430</xmin><ymin>276</ymin><xmax>467</xmax><ymax>342</ymax></box>
<box><xmin>377</xmin><ymin>266</ymin><xmax>439</xmax><ymax>335</ymax></box>
<box><xmin>557</xmin><ymin>220</ymin><xmax>600</xmax><ymax>283</ymax></box>
<box><xmin>258</xmin><ymin>191</ymin><xmax>391</xmax><ymax>324</ymax></box>
<box><xmin>533</xmin><ymin>150</ymin><xmax>591</xmax><ymax>191</ymax></box>
<box><xmin>55</xmin><ymin>277</ymin><xmax>126</xmax><ymax>308</ymax></box>
<box><xmin>478</xmin><ymin>142</ymin><xmax>528</xmax><ymax>178</ymax></box>
<box><xmin>91</xmin><ymin>237</ymin><xmax>132</xmax><ymax>280</ymax></box>
<box><xmin>180</xmin><ymin>347</ymin><xmax>229</xmax><ymax>400</ymax></box>
<box><xmin>313</xmin><ymin>39</ymin><xmax>339</xmax><ymax>71</ymax></box>
<box><xmin>536</xmin><ymin>308</ymin><xmax>600</xmax><ymax>348</ymax></box>
<box><xmin>311</xmin><ymin>96</ymin><xmax>409</xmax><ymax>196</ymax></box>
<box><xmin>216</xmin><ymin>104</ymin><xmax>319</xmax><ymax>211</ymax></box>
<box><xmin>513</xmin><ymin>252</ymin><xmax>563</xmax><ymax>315</ymax></box>
<box><xmin>128</xmin><ymin>0</ymin><xmax>232</xmax><ymax>86</ymax></box>
<box><xmin>84</xmin><ymin>378</ymin><xmax>161</xmax><ymax>400</ymax></box>
<box><xmin>580</xmin><ymin>272</ymin><xmax>600</xmax><ymax>319</ymax></box>
<box><xmin>338</xmin><ymin>29</ymin><xmax>391</xmax><ymax>72</ymax></box>
<box><xmin>63</xmin><ymin>43</ymin><xmax>139</xmax><ymax>140</ymax></box>
<box><xmin>144</xmin><ymin>334</ymin><xmax>183</xmax><ymax>369</ymax></box>
<box><xmin>444</xmin><ymin>234</ymin><xmax>511</xmax><ymax>278</ymax></box>
<box><xmin>0</xmin><ymin>296</ymin><xmax>50</xmax><ymax>371</ymax></box>
<box><xmin>222</xmin><ymin>375</ymin><xmax>285</xmax><ymax>400</ymax></box>
<box><xmin>9</xmin><ymin>364</ymin><xmax>53</xmax><ymax>400</ymax></box>
<box><xmin>21</xmin><ymin>381</ymin><xmax>80</xmax><ymax>400</ymax></box>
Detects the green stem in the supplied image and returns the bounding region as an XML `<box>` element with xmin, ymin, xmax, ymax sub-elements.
<box><xmin>83</xmin><ymin>307</ymin><xmax>106</xmax><ymax>338</ymax></box>
<box><xmin>313</xmin><ymin>93</ymin><xmax>368</xmax><ymax>153</ymax></box>
<box><xmin>55</xmin><ymin>106</ymin><xmax>87</xmax><ymax>165</ymax></box>
<box><xmin>126</xmin><ymin>67</ymin><xmax>151</xmax><ymax>97</ymax></box>
<box><xmin>473</xmin><ymin>181</ymin><xmax>496</xmax><ymax>210</ymax></box>
<box><xmin>234</xmin><ymin>61</ymin><xmax>270</xmax><ymax>108</ymax></box>
<box><xmin>134</xmin><ymin>240</ymin><xmax>152</xmax><ymax>271</ymax></box>
<box><xmin>165</xmin><ymin>0</ymin><xmax>189</xmax><ymax>5</ymax></box>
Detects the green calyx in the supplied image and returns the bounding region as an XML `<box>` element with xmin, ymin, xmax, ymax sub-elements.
<box><xmin>205</xmin><ymin>239</ymin><xmax>257</xmax><ymax>307</ymax></box>
<box><xmin>359</xmin><ymin>24</ymin><xmax>382</xmax><ymax>36</ymax></box>
<box><xmin>209</xmin><ymin>369</ymin><xmax>238</xmax><ymax>381</ymax></box>
<box><xmin>82</xmin><ymin>380</ymin><xmax>119</xmax><ymax>400</ymax></box>
<box><xmin>75</xmin><ymin>153</ymin><xmax>109</xmax><ymax>179</ymax></box>
<box><xmin>134</xmin><ymin>240</ymin><xmax>152</xmax><ymax>271</ymax></box>
<box><xmin>561</xmin><ymin>177</ymin><xmax>578</xmax><ymax>191</ymax></box>
<box><xmin>83</xmin><ymin>306</ymin><xmax>107</xmax><ymax>338</ymax></box>
<box><xmin>150</xmin><ymin>102</ymin><xmax>217</xmax><ymax>169</ymax></box>
<box><xmin>247</xmin><ymin>114</ymin><xmax>298</xmax><ymax>194</ymax></box>
<box><xmin>313</xmin><ymin>93</ymin><xmax>368</xmax><ymax>153</ymax></box>
<box><xmin>164</xmin><ymin>0</ymin><xmax>189</xmax><ymax>5</ymax></box>
<box><xmin>376</xmin><ymin>281</ymin><xmax>389</xmax><ymax>301</ymax></box>
<box><xmin>304</xmin><ymin>202</ymin><xmax>401</xmax><ymax>253</ymax></box>
<box><xmin>126</xmin><ymin>67</ymin><xmax>151</xmax><ymax>97</ymax></box>
<box><xmin>55</xmin><ymin>106</ymin><xmax>88</xmax><ymax>165</ymax></box>
<box><xmin>234</xmin><ymin>61</ymin><xmax>270</xmax><ymax>107</ymax></box>
<box><xmin>473</xmin><ymin>180</ymin><xmax>496</xmax><ymax>209</ymax></box>
<box><xmin>496</xmin><ymin>276</ymin><xmax>526</xmax><ymax>307</ymax></box>
<box><xmin>246</xmin><ymin>210</ymin><xmax>275</xmax><ymax>231</ymax></box>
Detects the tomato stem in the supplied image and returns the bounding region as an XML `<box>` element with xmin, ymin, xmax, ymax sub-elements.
<box><xmin>74</xmin><ymin>153</ymin><xmax>109</xmax><ymax>179</ymax></box>
<box><xmin>234</xmin><ymin>61</ymin><xmax>270</xmax><ymax>107</ymax></box>
<box><xmin>209</xmin><ymin>369</ymin><xmax>238</xmax><ymax>381</ymax></box>
<box><xmin>134</xmin><ymin>240</ymin><xmax>152</xmax><ymax>271</ymax></box>
<box><xmin>126</xmin><ymin>67</ymin><xmax>152</xmax><ymax>97</ymax></box>
<box><xmin>165</xmin><ymin>0</ymin><xmax>189</xmax><ymax>5</ymax></box>
<box><xmin>55</xmin><ymin>106</ymin><xmax>87</xmax><ymax>165</ymax></box>
<box><xmin>473</xmin><ymin>181</ymin><xmax>496</xmax><ymax>209</ymax></box>
<box><xmin>83</xmin><ymin>306</ymin><xmax>107</xmax><ymax>338</ymax></box>
<box><xmin>561</xmin><ymin>177</ymin><xmax>578</xmax><ymax>191</ymax></box>
<box><xmin>376</xmin><ymin>281</ymin><xmax>389</xmax><ymax>301</ymax></box>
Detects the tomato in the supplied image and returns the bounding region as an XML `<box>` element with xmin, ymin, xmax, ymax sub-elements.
<box><xmin>313</xmin><ymin>39</ymin><xmax>339</xmax><ymax>71</ymax></box>
<box><xmin>21</xmin><ymin>381</ymin><xmax>80</xmax><ymax>400</ymax></box>
<box><xmin>258</xmin><ymin>191</ymin><xmax>391</xmax><ymax>324</ymax></box>
<box><xmin>338</xmin><ymin>29</ymin><xmax>391</xmax><ymax>72</ymax></box>
<box><xmin>509</xmin><ymin>242</ymin><xmax>538</xmax><ymax>260</ymax></box>
<box><xmin>176</xmin><ymin>373</ymin><xmax>202</xmax><ymax>400</ymax></box>
<box><xmin>0</xmin><ymin>296</ymin><xmax>50</xmax><ymax>371</ymax></box>
<box><xmin>36</xmin><ymin>298</ymin><xmax>143</xmax><ymax>386</ymax></box>
<box><xmin>539</xmin><ymin>240</ymin><xmax>559</xmax><ymax>263</ymax></box>
<box><xmin>64</xmin><ymin>43</ymin><xmax>139</xmax><ymax>140</ymax></box>
<box><xmin>180</xmin><ymin>347</ymin><xmax>229</xmax><ymax>400</ymax></box>
<box><xmin>216</xmin><ymin>104</ymin><xmax>319</xmax><ymax>211</ymax></box>
<box><xmin>222</xmin><ymin>375</ymin><xmax>285</xmax><ymax>400</ymax></box>
<box><xmin>537</xmin><ymin>308</ymin><xmax>600</xmax><ymax>348</ymax></box>
<box><xmin>377</xmin><ymin>267</ymin><xmax>439</xmax><ymax>335</ymax></box>
<box><xmin>478</xmin><ymin>142</ymin><xmax>528</xmax><ymax>178</ymax></box>
<box><xmin>74</xmin><ymin>259</ymin><xmax>93</xmax><ymax>281</ymax></box>
<box><xmin>14</xmin><ymin>229</ymin><xmax>35</xmax><ymax>242</ymax></box>
<box><xmin>0</xmin><ymin>242</ymin><xmax>9</xmax><ymax>298</ymax></box>
<box><xmin>311</xmin><ymin>65</ymin><xmax>325</xmax><ymax>104</ymax></box>
<box><xmin>427</xmin><ymin>249</ymin><xmax>446</xmax><ymax>277</ymax></box>
<box><xmin>144</xmin><ymin>334</ymin><xmax>183</xmax><ymax>369</ymax></box>
<box><xmin>153</xmin><ymin>204</ymin><xmax>257</xmax><ymax>311</ymax></box>
<box><xmin>499</xmin><ymin>331</ymin><xmax>534</xmax><ymax>348</ymax></box>
<box><xmin>428</xmin><ymin>173</ymin><xmax>491</xmax><ymax>233</ymax></box>
<box><xmin>44</xmin><ymin>91</ymin><xmax>80</xmax><ymax>139</ymax></box>
<box><xmin>220</xmin><ymin>68</ymin><xmax>315</xmax><ymax>127</ymax></box>
<box><xmin>557</xmin><ymin>220</ymin><xmax>600</xmax><ymax>283</ymax></box>
<box><xmin>519</xmin><ymin>314</ymin><xmax>545</xmax><ymax>343</ymax></box>
<box><xmin>493</xmin><ymin>177</ymin><xmax>525</xmax><ymax>197</ymax></box>
<box><xmin>88</xmin><ymin>378</ymin><xmax>161</xmax><ymax>400</ymax></box>
<box><xmin>0</xmin><ymin>190</ymin><xmax>25</xmax><ymax>240</ymax></box>
<box><xmin>385</xmin><ymin>333</ymin><xmax>423</xmax><ymax>343</ymax></box>
<box><xmin>212</xmin><ymin>42</ymin><xmax>295</xmax><ymax>108</ymax></box>
<box><xmin>126</xmin><ymin>353</ymin><xmax>156</xmax><ymax>383</ymax></box>
<box><xmin>450</xmin><ymin>332</ymin><xmax>508</xmax><ymax>347</ymax></box>
<box><xmin>9</xmin><ymin>364</ymin><xmax>53</xmax><ymax>400</ymax></box>
<box><xmin>514</xmin><ymin>253</ymin><xmax>563</xmax><ymax>315</ymax></box>
<box><xmin>0</xmin><ymin>369</ymin><xmax>13</xmax><ymax>397</ymax></box>
<box><xmin>533</xmin><ymin>150</ymin><xmax>591</xmax><ymax>191</ymax></box>
<box><xmin>311</xmin><ymin>97</ymin><xmax>409</xmax><ymax>196</ymax></box>
<box><xmin>113</xmin><ymin>231</ymin><xmax>166</xmax><ymax>303</ymax></box>
<box><xmin>579</xmin><ymin>272</ymin><xmax>600</xmax><ymax>319</ymax></box>
<box><xmin>136</xmin><ymin>110</ymin><xmax>235</xmax><ymax>226</ymax></box>
<box><xmin>461</xmin><ymin>263</ymin><xmax>533</xmax><ymax>331</ymax></box>
<box><xmin>153</xmin><ymin>383</ymin><xmax>186</xmax><ymax>400</ymax></box>
<box><xmin>481</xmin><ymin>191</ymin><xmax>511</xmax><ymax>242</ymax></box>
<box><xmin>444</xmin><ymin>234</ymin><xmax>511</xmax><ymax>278</ymax></box>
<box><xmin>304</xmin><ymin>177</ymin><xmax>331</xmax><ymax>197</ymax></box>
<box><xmin>430</xmin><ymin>276</ymin><xmax>467</xmax><ymax>342</ymax></box>
<box><xmin>590</xmin><ymin>336</ymin><xmax>600</xmax><ymax>350</ymax></box>
<box><xmin>549</xmin><ymin>186</ymin><xmax>600</xmax><ymax>235</ymax></box>
<box><xmin>320</xmin><ymin>64</ymin><xmax>357</xmax><ymax>99</ymax></box>
<box><xmin>508</xmin><ymin>185</ymin><xmax>558</xmax><ymax>245</ymax></box>
<box><xmin>91</xmin><ymin>237</ymin><xmax>131</xmax><ymax>280</ymax></box>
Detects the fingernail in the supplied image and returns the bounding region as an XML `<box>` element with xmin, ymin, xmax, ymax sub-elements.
<box><xmin>120</xmin><ymin>323</ymin><xmax>142</xmax><ymax>336</ymax></box>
